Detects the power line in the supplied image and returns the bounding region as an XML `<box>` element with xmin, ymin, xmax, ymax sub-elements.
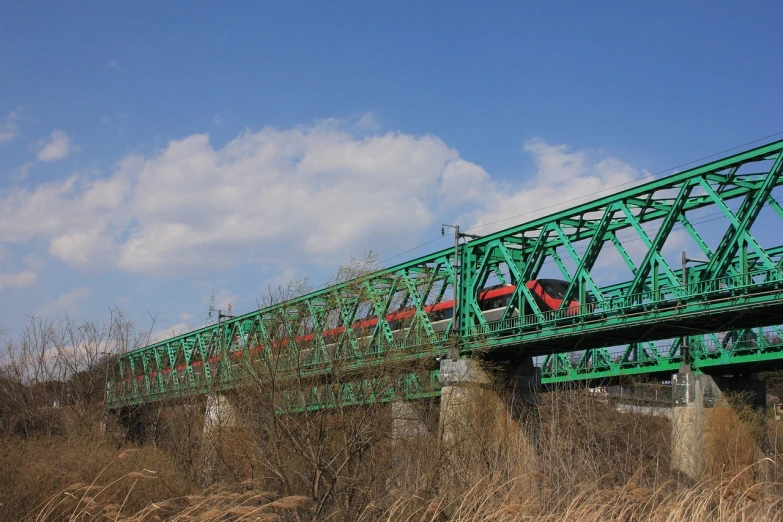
<box><xmin>377</xmin><ymin>235</ymin><xmax>447</xmax><ymax>266</ymax></box>
<box><xmin>463</xmin><ymin>130</ymin><xmax>783</xmax><ymax>233</ymax></box>
<box><xmin>377</xmin><ymin>131</ymin><xmax>783</xmax><ymax>269</ymax></box>
<box><xmin>6</xmin><ymin>134</ymin><xmax>781</xmax><ymax>331</ymax></box>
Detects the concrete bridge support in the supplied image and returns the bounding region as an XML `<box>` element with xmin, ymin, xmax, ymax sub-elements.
<box><xmin>438</xmin><ymin>357</ymin><xmax>539</xmax><ymax>491</ymax></box>
<box><xmin>115</xmin><ymin>405</ymin><xmax>157</xmax><ymax>443</ymax></box>
<box><xmin>671</xmin><ymin>371</ymin><xmax>769</xmax><ymax>482</ymax></box>
<box><xmin>391</xmin><ymin>400</ymin><xmax>428</xmax><ymax>440</ymax></box>
<box><xmin>203</xmin><ymin>393</ymin><xmax>237</xmax><ymax>433</ymax></box>
<box><xmin>200</xmin><ymin>393</ymin><xmax>238</xmax><ymax>486</ymax></box>
<box><xmin>389</xmin><ymin>400</ymin><xmax>430</xmax><ymax>489</ymax></box>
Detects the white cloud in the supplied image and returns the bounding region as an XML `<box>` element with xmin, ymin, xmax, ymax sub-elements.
<box><xmin>0</xmin><ymin>253</ymin><xmax>43</xmax><ymax>292</ymax></box>
<box><xmin>212</xmin><ymin>114</ymin><xmax>224</xmax><ymax>126</ymax></box>
<box><xmin>261</xmin><ymin>267</ymin><xmax>302</xmax><ymax>293</ymax></box>
<box><xmin>15</xmin><ymin>162</ymin><xmax>34</xmax><ymax>181</ymax></box>
<box><xmin>353</xmin><ymin>113</ymin><xmax>381</xmax><ymax>133</ymax></box>
<box><xmin>463</xmin><ymin>138</ymin><xmax>647</xmax><ymax>234</ymax></box>
<box><xmin>107</xmin><ymin>60</ymin><xmax>119</xmax><ymax>69</ymax></box>
<box><xmin>0</xmin><ymin>117</ymin><xmax>646</xmax><ymax>281</ymax></box>
<box><xmin>37</xmin><ymin>130</ymin><xmax>73</xmax><ymax>162</ymax></box>
<box><xmin>49</xmin><ymin>230</ymin><xmax>116</xmax><ymax>267</ymax></box>
<box><xmin>150</xmin><ymin>322</ymin><xmax>193</xmax><ymax>343</ymax></box>
<box><xmin>42</xmin><ymin>287</ymin><xmax>92</xmax><ymax>313</ymax></box>
<box><xmin>22</xmin><ymin>254</ymin><xmax>45</xmax><ymax>272</ymax></box>
<box><xmin>211</xmin><ymin>290</ymin><xmax>239</xmax><ymax>315</ymax></box>
<box><xmin>0</xmin><ymin>110</ymin><xmax>20</xmax><ymax>143</ymax></box>
<box><xmin>0</xmin><ymin>270</ymin><xmax>37</xmax><ymax>291</ymax></box>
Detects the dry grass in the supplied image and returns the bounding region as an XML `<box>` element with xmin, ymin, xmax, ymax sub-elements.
<box><xmin>33</xmin><ymin>484</ymin><xmax>313</xmax><ymax>521</ymax></box>
<box><xmin>4</xmin><ymin>386</ymin><xmax>782</xmax><ymax>521</ymax></box>
<box><xmin>371</xmin><ymin>473</ymin><xmax>783</xmax><ymax>522</ymax></box>
<box><xmin>4</xmin><ymin>275</ymin><xmax>782</xmax><ymax>520</ymax></box>
<box><xmin>0</xmin><ymin>434</ymin><xmax>194</xmax><ymax>521</ymax></box>
<box><xmin>20</xmin><ymin>471</ymin><xmax>783</xmax><ymax>521</ymax></box>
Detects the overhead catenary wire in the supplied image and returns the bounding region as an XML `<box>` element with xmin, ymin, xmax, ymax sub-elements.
<box><xmin>123</xmin><ymin>136</ymin><xmax>783</xmax><ymax>328</ymax></box>
<box><xmin>528</xmin><ymin>210</ymin><xmax>751</xmax><ymax>274</ymax></box>
<box><xmin>9</xmin><ymin>134</ymin><xmax>782</xmax><ymax>327</ymax></box>
<box><xmin>463</xmin><ymin>130</ymin><xmax>783</xmax><ymax>234</ymax></box>
<box><xmin>114</xmin><ymin>138</ymin><xmax>783</xmax><ymax>381</ymax></box>
<box><xmin>384</xmin><ymin>131</ymin><xmax>783</xmax><ymax>265</ymax></box>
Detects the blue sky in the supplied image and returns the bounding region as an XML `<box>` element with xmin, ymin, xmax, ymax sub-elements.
<box><xmin>1</xmin><ymin>2</ymin><xmax>781</xmax><ymax>339</ymax></box>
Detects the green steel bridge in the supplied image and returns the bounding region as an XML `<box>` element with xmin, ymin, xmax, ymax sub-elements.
<box><xmin>108</xmin><ymin>139</ymin><xmax>783</xmax><ymax>411</ymax></box>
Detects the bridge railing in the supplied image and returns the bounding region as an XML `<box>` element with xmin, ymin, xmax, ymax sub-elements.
<box><xmin>540</xmin><ymin>325</ymin><xmax>783</xmax><ymax>381</ymax></box>
<box><xmin>469</xmin><ymin>267</ymin><xmax>782</xmax><ymax>339</ymax></box>
<box><xmin>109</xmin><ymin>266</ymin><xmax>783</xmax><ymax>406</ymax></box>
<box><xmin>108</xmin><ymin>325</ymin><xmax>451</xmax><ymax>405</ymax></box>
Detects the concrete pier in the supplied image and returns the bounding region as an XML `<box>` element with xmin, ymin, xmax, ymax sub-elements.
<box><xmin>203</xmin><ymin>393</ymin><xmax>237</xmax><ymax>434</ymax></box>
<box><xmin>438</xmin><ymin>357</ymin><xmax>539</xmax><ymax>490</ymax></box>
<box><xmin>116</xmin><ymin>405</ymin><xmax>155</xmax><ymax>443</ymax></box>
<box><xmin>671</xmin><ymin>371</ymin><xmax>768</xmax><ymax>482</ymax></box>
<box><xmin>438</xmin><ymin>358</ymin><xmax>493</xmax><ymax>447</ymax></box>
<box><xmin>391</xmin><ymin>400</ymin><xmax>428</xmax><ymax>440</ymax></box>
<box><xmin>200</xmin><ymin>394</ymin><xmax>238</xmax><ymax>486</ymax></box>
<box><xmin>389</xmin><ymin>400</ymin><xmax>430</xmax><ymax>489</ymax></box>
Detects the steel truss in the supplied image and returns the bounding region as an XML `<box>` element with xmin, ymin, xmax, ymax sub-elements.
<box><xmin>540</xmin><ymin>325</ymin><xmax>783</xmax><ymax>383</ymax></box>
<box><xmin>109</xmin><ymin>139</ymin><xmax>783</xmax><ymax>409</ymax></box>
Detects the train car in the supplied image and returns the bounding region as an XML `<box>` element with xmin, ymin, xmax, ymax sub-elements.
<box><xmin>428</xmin><ymin>278</ymin><xmax>584</xmax><ymax>332</ymax></box>
<box><xmin>117</xmin><ymin>279</ymin><xmax>587</xmax><ymax>392</ymax></box>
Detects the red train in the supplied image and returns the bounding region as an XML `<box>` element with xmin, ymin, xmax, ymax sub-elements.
<box><xmin>118</xmin><ymin>279</ymin><xmax>581</xmax><ymax>386</ymax></box>
<box><xmin>321</xmin><ymin>278</ymin><xmax>582</xmax><ymax>337</ymax></box>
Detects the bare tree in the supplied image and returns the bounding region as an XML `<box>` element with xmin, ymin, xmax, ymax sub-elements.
<box><xmin>191</xmin><ymin>255</ymin><xmax>441</xmax><ymax>519</ymax></box>
<box><xmin>0</xmin><ymin>308</ymin><xmax>152</xmax><ymax>437</ymax></box>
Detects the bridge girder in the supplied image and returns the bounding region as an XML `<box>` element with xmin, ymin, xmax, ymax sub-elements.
<box><xmin>109</xmin><ymin>139</ymin><xmax>783</xmax><ymax>409</ymax></box>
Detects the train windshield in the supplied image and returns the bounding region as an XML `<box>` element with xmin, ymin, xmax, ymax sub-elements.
<box><xmin>542</xmin><ymin>280</ymin><xmax>568</xmax><ymax>300</ymax></box>
<box><xmin>541</xmin><ymin>279</ymin><xmax>597</xmax><ymax>303</ymax></box>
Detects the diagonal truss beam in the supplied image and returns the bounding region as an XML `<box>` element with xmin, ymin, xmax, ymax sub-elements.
<box><xmin>108</xmin><ymin>139</ymin><xmax>783</xmax><ymax>408</ymax></box>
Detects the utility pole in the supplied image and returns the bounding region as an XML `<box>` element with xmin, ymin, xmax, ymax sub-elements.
<box><xmin>216</xmin><ymin>306</ymin><xmax>234</xmax><ymax>358</ymax></box>
<box><xmin>442</xmin><ymin>224</ymin><xmax>481</xmax><ymax>360</ymax></box>
<box><xmin>100</xmin><ymin>350</ymin><xmax>111</xmax><ymax>433</ymax></box>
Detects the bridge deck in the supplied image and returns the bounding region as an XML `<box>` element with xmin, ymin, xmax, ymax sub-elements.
<box><xmin>107</xmin><ymin>139</ymin><xmax>783</xmax><ymax>409</ymax></box>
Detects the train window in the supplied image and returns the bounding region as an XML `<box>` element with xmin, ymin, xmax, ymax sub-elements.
<box><xmin>427</xmin><ymin>306</ymin><xmax>454</xmax><ymax>321</ymax></box>
<box><xmin>479</xmin><ymin>297</ymin><xmax>502</xmax><ymax>311</ymax></box>
<box><xmin>545</xmin><ymin>284</ymin><xmax>566</xmax><ymax>299</ymax></box>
